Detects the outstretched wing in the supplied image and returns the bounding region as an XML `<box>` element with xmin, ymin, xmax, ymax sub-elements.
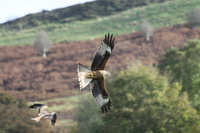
<box><xmin>39</xmin><ymin>105</ymin><xmax>48</xmax><ymax>115</ymax></box>
<box><xmin>29</xmin><ymin>104</ymin><xmax>48</xmax><ymax>114</ymax></box>
<box><xmin>51</xmin><ymin>113</ymin><xmax>57</xmax><ymax>126</ymax></box>
<box><xmin>90</xmin><ymin>79</ymin><xmax>112</xmax><ymax>113</ymax></box>
<box><xmin>29</xmin><ymin>104</ymin><xmax>45</xmax><ymax>109</ymax></box>
<box><xmin>91</xmin><ymin>33</ymin><xmax>115</xmax><ymax>70</ymax></box>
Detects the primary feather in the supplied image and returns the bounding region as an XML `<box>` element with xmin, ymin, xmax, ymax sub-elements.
<box><xmin>91</xmin><ymin>33</ymin><xmax>115</xmax><ymax>70</ymax></box>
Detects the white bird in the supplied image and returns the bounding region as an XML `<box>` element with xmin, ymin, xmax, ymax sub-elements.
<box><xmin>29</xmin><ymin>104</ymin><xmax>57</xmax><ymax>126</ymax></box>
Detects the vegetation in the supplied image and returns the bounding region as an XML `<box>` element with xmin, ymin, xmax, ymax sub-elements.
<box><xmin>4</xmin><ymin>39</ymin><xmax>200</xmax><ymax>132</ymax></box>
<box><xmin>159</xmin><ymin>39</ymin><xmax>200</xmax><ymax>111</ymax></box>
<box><xmin>69</xmin><ymin>64</ymin><xmax>200</xmax><ymax>133</ymax></box>
<box><xmin>1</xmin><ymin>0</ymin><xmax>174</xmax><ymax>29</ymax></box>
<box><xmin>0</xmin><ymin>0</ymin><xmax>200</xmax><ymax>45</ymax></box>
<box><xmin>187</xmin><ymin>7</ymin><xmax>200</xmax><ymax>28</ymax></box>
<box><xmin>32</xmin><ymin>37</ymin><xmax>200</xmax><ymax>132</ymax></box>
<box><xmin>0</xmin><ymin>92</ymin><xmax>50</xmax><ymax>133</ymax></box>
<box><xmin>69</xmin><ymin>96</ymin><xmax>104</xmax><ymax>133</ymax></box>
<box><xmin>2</xmin><ymin>0</ymin><xmax>200</xmax><ymax>132</ymax></box>
<box><xmin>2</xmin><ymin>38</ymin><xmax>200</xmax><ymax>132</ymax></box>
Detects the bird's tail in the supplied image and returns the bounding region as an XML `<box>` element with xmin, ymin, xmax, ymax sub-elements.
<box><xmin>31</xmin><ymin>116</ymin><xmax>43</xmax><ymax>123</ymax></box>
<box><xmin>77</xmin><ymin>63</ymin><xmax>92</xmax><ymax>91</ymax></box>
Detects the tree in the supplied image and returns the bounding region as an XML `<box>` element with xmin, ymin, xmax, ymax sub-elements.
<box><xmin>159</xmin><ymin>39</ymin><xmax>200</xmax><ymax>111</ymax></box>
<box><xmin>101</xmin><ymin>64</ymin><xmax>200</xmax><ymax>133</ymax></box>
<box><xmin>187</xmin><ymin>7</ymin><xmax>200</xmax><ymax>28</ymax></box>
<box><xmin>33</xmin><ymin>30</ymin><xmax>52</xmax><ymax>58</ymax></box>
<box><xmin>0</xmin><ymin>92</ymin><xmax>16</xmax><ymax>105</ymax></box>
<box><xmin>69</xmin><ymin>94</ymin><xmax>104</xmax><ymax>133</ymax></box>
<box><xmin>140</xmin><ymin>20</ymin><xmax>154</xmax><ymax>41</ymax></box>
<box><xmin>0</xmin><ymin>92</ymin><xmax>50</xmax><ymax>133</ymax></box>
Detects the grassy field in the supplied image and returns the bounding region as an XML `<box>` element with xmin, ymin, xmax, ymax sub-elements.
<box><xmin>0</xmin><ymin>0</ymin><xmax>200</xmax><ymax>46</ymax></box>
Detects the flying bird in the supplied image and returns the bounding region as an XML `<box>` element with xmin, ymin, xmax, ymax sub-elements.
<box><xmin>29</xmin><ymin>104</ymin><xmax>57</xmax><ymax>126</ymax></box>
<box><xmin>77</xmin><ymin>33</ymin><xmax>115</xmax><ymax>113</ymax></box>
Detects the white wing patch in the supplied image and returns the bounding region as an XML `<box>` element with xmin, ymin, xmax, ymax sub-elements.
<box><xmin>97</xmin><ymin>43</ymin><xmax>112</xmax><ymax>56</ymax></box>
<box><xmin>89</xmin><ymin>81</ymin><xmax>109</xmax><ymax>108</ymax></box>
<box><xmin>77</xmin><ymin>63</ymin><xmax>92</xmax><ymax>91</ymax></box>
<box><xmin>93</xmin><ymin>93</ymin><xmax>109</xmax><ymax>108</ymax></box>
<box><xmin>39</xmin><ymin>105</ymin><xmax>48</xmax><ymax>115</ymax></box>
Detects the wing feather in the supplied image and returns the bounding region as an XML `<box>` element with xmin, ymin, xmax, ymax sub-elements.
<box><xmin>91</xmin><ymin>33</ymin><xmax>115</xmax><ymax>70</ymax></box>
<box><xmin>90</xmin><ymin>79</ymin><xmax>112</xmax><ymax>113</ymax></box>
<box><xmin>51</xmin><ymin>113</ymin><xmax>57</xmax><ymax>126</ymax></box>
<box><xmin>28</xmin><ymin>104</ymin><xmax>45</xmax><ymax>109</ymax></box>
<box><xmin>29</xmin><ymin>104</ymin><xmax>48</xmax><ymax>114</ymax></box>
<box><xmin>39</xmin><ymin>105</ymin><xmax>48</xmax><ymax>115</ymax></box>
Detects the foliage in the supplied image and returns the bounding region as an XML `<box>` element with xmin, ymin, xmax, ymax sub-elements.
<box><xmin>0</xmin><ymin>92</ymin><xmax>50</xmax><ymax>133</ymax></box>
<box><xmin>0</xmin><ymin>92</ymin><xmax>16</xmax><ymax>105</ymax></box>
<box><xmin>33</xmin><ymin>30</ymin><xmax>52</xmax><ymax>58</ymax></box>
<box><xmin>159</xmin><ymin>39</ymin><xmax>200</xmax><ymax>110</ymax></box>
<box><xmin>0</xmin><ymin>0</ymin><xmax>200</xmax><ymax>45</ymax></box>
<box><xmin>68</xmin><ymin>95</ymin><xmax>104</xmax><ymax>133</ymax></box>
<box><xmin>1</xmin><ymin>0</ymin><xmax>173</xmax><ymax>29</ymax></box>
<box><xmin>101</xmin><ymin>64</ymin><xmax>200</xmax><ymax>133</ymax></box>
<box><xmin>68</xmin><ymin>64</ymin><xmax>200</xmax><ymax>133</ymax></box>
<box><xmin>187</xmin><ymin>7</ymin><xmax>200</xmax><ymax>28</ymax></box>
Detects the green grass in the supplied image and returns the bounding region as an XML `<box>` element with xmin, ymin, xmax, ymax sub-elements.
<box><xmin>28</xmin><ymin>92</ymin><xmax>90</xmax><ymax>112</ymax></box>
<box><xmin>0</xmin><ymin>0</ymin><xmax>200</xmax><ymax>46</ymax></box>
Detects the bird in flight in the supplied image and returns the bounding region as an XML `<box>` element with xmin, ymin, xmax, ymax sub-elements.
<box><xmin>29</xmin><ymin>104</ymin><xmax>57</xmax><ymax>126</ymax></box>
<box><xmin>77</xmin><ymin>33</ymin><xmax>115</xmax><ymax>113</ymax></box>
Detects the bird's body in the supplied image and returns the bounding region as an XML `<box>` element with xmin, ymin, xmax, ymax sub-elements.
<box><xmin>29</xmin><ymin>104</ymin><xmax>57</xmax><ymax>126</ymax></box>
<box><xmin>86</xmin><ymin>70</ymin><xmax>109</xmax><ymax>79</ymax></box>
<box><xmin>77</xmin><ymin>33</ymin><xmax>115</xmax><ymax>113</ymax></box>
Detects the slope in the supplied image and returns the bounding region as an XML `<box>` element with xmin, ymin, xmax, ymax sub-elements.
<box><xmin>0</xmin><ymin>24</ymin><xmax>200</xmax><ymax>101</ymax></box>
<box><xmin>0</xmin><ymin>0</ymin><xmax>199</xmax><ymax>46</ymax></box>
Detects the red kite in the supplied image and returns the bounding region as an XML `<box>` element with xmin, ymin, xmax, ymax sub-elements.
<box><xmin>29</xmin><ymin>104</ymin><xmax>57</xmax><ymax>126</ymax></box>
<box><xmin>77</xmin><ymin>33</ymin><xmax>115</xmax><ymax>113</ymax></box>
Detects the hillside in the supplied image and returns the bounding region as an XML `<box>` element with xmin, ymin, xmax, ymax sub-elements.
<box><xmin>1</xmin><ymin>24</ymin><xmax>200</xmax><ymax>101</ymax></box>
<box><xmin>0</xmin><ymin>0</ymin><xmax>200</xmax><ymax>46</ymax></box>
<box><xmin>0</xmin><ymin>0</ymin><xmax>171</xmax><ymax>29</ymax></box>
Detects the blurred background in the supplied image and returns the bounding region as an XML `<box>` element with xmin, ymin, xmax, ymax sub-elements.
<box><xmin>1</xmin><ymin>0</ymin><xmax>200</xmax><ymax>132</ymax></box>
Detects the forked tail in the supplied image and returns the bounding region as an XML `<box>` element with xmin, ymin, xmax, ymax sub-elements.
<box><xmin>77</xmin><ymin>63</ymin><xmax>92</xmax><ymax>91</ymax></box>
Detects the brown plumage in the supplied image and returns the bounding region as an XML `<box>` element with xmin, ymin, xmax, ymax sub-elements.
<box><xmin>77</xmin><ymin>33</ymin><xmax>115</xmax><ymax>113</ymax></box>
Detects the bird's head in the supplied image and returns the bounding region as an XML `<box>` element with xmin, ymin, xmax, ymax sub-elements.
<box><xmin>105</xmin><ymin>71</ymin><xmax>111</xmax><ymax>76</ymax></box>
<box><xmin>51</xmin><ymin>112</ymin><xmax>56</xmax><ymax>115</ymax></box>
